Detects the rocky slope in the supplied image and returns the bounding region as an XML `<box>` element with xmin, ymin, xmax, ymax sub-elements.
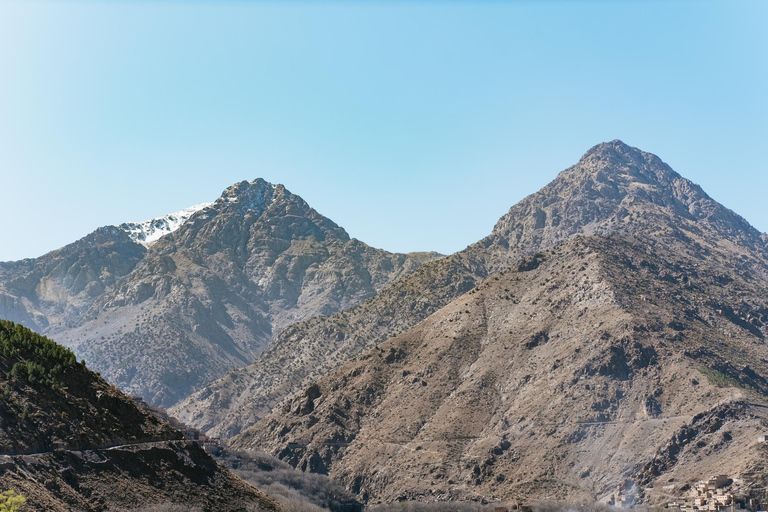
<box><xmin>233</xmin><ymin>235</ymin><xmax>768</xmax><ymax>505</ymax></box>
<box><xmin>173</xmin><ymin>140</ymin><xmax>768</xmax><ymax>438</ymax></box>
<box><xmin>0</xmin><ymin>227</ymin><xmax>147</xmax><ymax>334</ymax></box>
<box><xmin>0</xmin><ymin>319</ymin><xmax>279</xmax><ymax>511</ymax></box>
<box><xmin>0</xmin><ymin>179</ymin><xmax>438</xmax><ymax>408</ymax></box>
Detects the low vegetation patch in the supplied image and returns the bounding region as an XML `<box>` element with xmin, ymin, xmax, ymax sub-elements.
<box><xmin>0</xmin><ymin>320</ymin><xmax>78</xmax><ymax>389</ymax></box>
<box><xmin>698</xmin><ymin>367</ymin><xmax>742</xmax><ymax>388</ymax></box>
<box><xmin>0</xmin><ymin>490</ymin><xmax>26</xmax><ymax>512</ymax></box>
<box><xmin>220</xmin><ymin>449</ymin><xmax>360</xmax><ymax>512</ymax></box>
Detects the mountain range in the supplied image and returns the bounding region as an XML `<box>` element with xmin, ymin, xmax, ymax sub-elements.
<box><xmin>3</xmin><ymin>140</ymin><xmax>768</xmax><ymax>508</ymax></box>
<box><xmin>172</xmin><ymin>140</ymin><xmax>768</xmax><ymax>439</ymax></box>
<box><xmin>0</xmin><ymin>179</ymin><xmax>439</xmax><ymax>406</ymax></box>
<box><xmin>176</xmin><ymin>140</ymin><xmax>768</xmax><ymax>505</ymax></box>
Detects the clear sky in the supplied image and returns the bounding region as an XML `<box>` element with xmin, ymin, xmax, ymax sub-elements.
<box><xmin>0</xmin><ymin>0</ymin><xmax>766</xmax><ymax>262</ymax></box>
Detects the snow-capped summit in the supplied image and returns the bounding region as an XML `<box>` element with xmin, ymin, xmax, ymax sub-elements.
<box><xmin>119</xmin><ymin>203</ymin><xmax>212</xmax><ymax>247</ymax></box>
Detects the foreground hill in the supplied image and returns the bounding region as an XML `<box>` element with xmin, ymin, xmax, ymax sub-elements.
<box><xmin>0</xmin><ymin>319</ymin><xmax>279</xmax><ymax>511</ymax></box>
<box><xmin>174</xmin><ymin>140</ymin><xmax>768</xmax><ymax>438</ymax></box>
<box><xmin>0</xmin><ymin>319</ymin><xmax>177</xmax><ymax>455</ymax></box>
<box><xmin>233</xmin><ymin>235</ymin><xmax>768</xmax><ymax>504</ymax></box>
<box><xmin>0</xmin><ymin>179</ymin><xmax>438</xmax><ymax>407</ymax></box>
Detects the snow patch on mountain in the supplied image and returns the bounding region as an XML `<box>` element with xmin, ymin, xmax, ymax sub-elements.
<box><xmin>119</xmin><ymin>203</ymin><xmax>213</xmax><ymax>246</ymax></box>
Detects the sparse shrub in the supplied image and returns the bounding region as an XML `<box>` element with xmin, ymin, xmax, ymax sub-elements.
<box><xmin>0</xmin><ymin>490</ymin><xmax>27</xmax><ymax>512</ymax></box>
<box><xmin>223</xmin><ymin>450</ymin><xmax>359</xmax><ymax>512</ymax></box>
<box><xmin>698</xmin><ymin>367</ymin><xmax>742</xmax><ymax>388</ymax></box>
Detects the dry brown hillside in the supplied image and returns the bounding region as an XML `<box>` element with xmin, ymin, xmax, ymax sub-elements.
<box><xmin>232</xmin><ymin>236</ymin><xmax>768</xmax><ymax>505</ymax></box>
<box><xmin>173</xmin><ymin>140</ymin><xmax>768</xmax><ymax>441</ymax></box>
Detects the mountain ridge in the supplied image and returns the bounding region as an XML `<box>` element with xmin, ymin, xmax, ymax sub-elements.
<box><xmin>172</xmin><ymin>140</ymin><xmax>768</xmax><ymax>440</ymax></box>
<box><xmin>12</xmin><ymin>178</ymin><xmax>441</xmax><ymax>407</ymax></box>
<box><xmin>0</xmin><ymin>226</ymin><xmax>147</xmax><ymax>333</ymax></box>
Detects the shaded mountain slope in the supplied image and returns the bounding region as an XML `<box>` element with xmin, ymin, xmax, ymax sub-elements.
<box><xmin>233</xmin><ymin>235</ymin><xmax>768</xmax><ymax>505</ymax></box>
<box><xmin>49</xmin><ymin>179</ymin><xmax>439</xmax><ymax>407</ymax></box>
<box><xmin>0</xmin><ymin>319</ymin><xmax>279</xmax><ymax>511</ymax></box>
<box><xmin>0</xmin><ymin>440</ymin><xmax>279</xmax><ymax>512</ymax></box>
<box><xmin>173</xmin><ymin>140</ymin><xmax>768</xmax><ymax>438</ymax></box>
<box><xmin>0</xmin><ymin>319</ymin><xmax>177</xmax><ymax>455</ymax></box>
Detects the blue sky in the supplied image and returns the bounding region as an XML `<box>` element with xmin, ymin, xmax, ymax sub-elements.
<box><xmin>0</xmin><ymin>0</ymin><xmax>766</xmax><ymax>261</ymax></box>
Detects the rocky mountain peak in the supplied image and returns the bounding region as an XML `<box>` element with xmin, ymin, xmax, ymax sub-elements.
<box><xmin>151</xmin><ymin>178</ymin><xmax>352</xmax><ymax>256</ymax></box>
<box><xmin>215</xmin><ymin>178</ymin><xmax>281</xmax><ymax>215</ymax></box>
<box><xmin>481</xmin><ymin>140</ymin><xmax>765</xmax><ymax>273</ymax></box>
<box><xmin>48</xmin><ymin>177</ymin><xmax>439</xmax><ymax>407</ymax></box>
<box><xmin>569</xmin><ymin>139</ymin><xmax>679</xmax><ymax>188</ymax></box>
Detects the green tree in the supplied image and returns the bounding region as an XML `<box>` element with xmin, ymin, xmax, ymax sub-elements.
<box><xmin>0</xmin><ymin>490</ymin><xmax>26</xmax><ymax>511</ymax></box>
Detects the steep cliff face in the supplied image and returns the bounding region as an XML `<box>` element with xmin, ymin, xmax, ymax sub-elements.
<box><xmin>0</xmin><ymin>319</ymin><xmax>279</xmax><ymax>512</ymax></box>
<box><xmin>233</xmin><ymin>236</ymin><xmax>768</xmax><ymax>505</ymax></box>
<box><xmin>174</xmin><ymin>140</ymin><xmax>768</xmax><ymax>439</ymax></box>
<box><xmin>44</xmin><ymin>179</ymin><xmax>439</xmax><ymax>407</ymax></box>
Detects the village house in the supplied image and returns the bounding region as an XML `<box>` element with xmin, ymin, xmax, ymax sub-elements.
<box><xmin>666</xmin><ymin>475</ymin><xmax>754</xmax><ymax>512</ymax></box>
<box><xmin>200</xmin><ymin>438</ymin><xmax>223</xmax><ymax>456</ymax></box>
<box><xmin>181</xmin><ymin>427</ymin><xmax>200</xmax><ymax>440</ymax></box>
<box><xmin>714</xmin><ymin>493</ymin><xmax>733</xmax><ymax>506</ymax></box>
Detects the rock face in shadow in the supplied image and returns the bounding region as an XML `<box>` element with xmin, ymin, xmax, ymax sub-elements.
<box><xmin>174</xmin><ymin>140</ymin><xmax>768</xmax><ymax>439</ymax></box>
<box><xmin>0</xmin><ymin>179</ymin><xmax>439</xmax><ymax>407</ymax></box>
<box><xmin>0</xmin><ymin>319</ymin><xmax>279</xmax><ymax>511</ymax></box>
<box><xmin>233</xmin><ymin>236</ymin><xmax>768</xmax><ymax>505</ymax></box>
